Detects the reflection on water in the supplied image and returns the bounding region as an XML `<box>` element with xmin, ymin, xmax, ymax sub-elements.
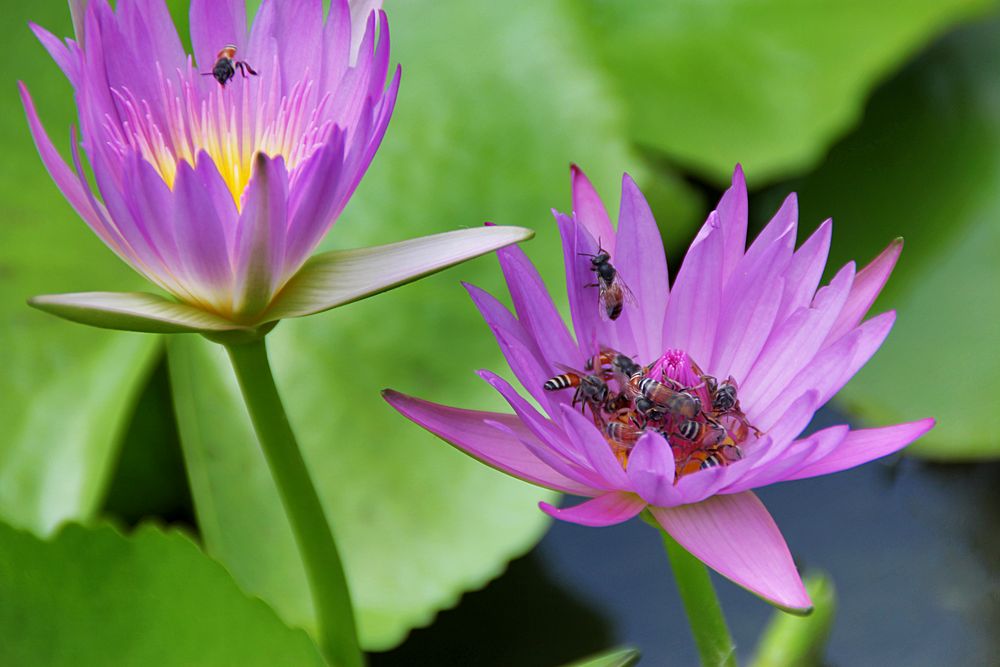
<box><xmin>373</xmin><ymin>407</ymin><xmax>1000</xmax><ymax>665</ymax></box>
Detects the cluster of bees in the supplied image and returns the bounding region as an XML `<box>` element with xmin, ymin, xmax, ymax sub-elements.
<box><xmin>544</xmin><ymin>246</ymin><xmax>755</xmax><ymax>478</ymax></box>
<box><xmin>543</xmin><ymin>349</ymin><xmax>753</xmax><ymax>478</ymax></box>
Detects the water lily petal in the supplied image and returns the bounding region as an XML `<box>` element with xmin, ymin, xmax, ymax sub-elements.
<box><xmin>349</xmin><ymin>0</ymin><xmax>382</xmax><ymax>64</ymax></box>
<box><xmin>265</xmin><ymin>226</ymin><xmax>534</xmax><ymax>321</ymax></box>
<box><xmin>270</xmin><ymin>0</ymin><xmax>323</xmax><ymax>86</ymax></box>
<box><xmin>776</xmin><ymin>219</ymin><xmax>832</xmax><ymax>325</ymax></box>
<box><xmin>190</xmin><ymin>0</ymin><xmax>247</xmax><ymax>73</ymax></box>
<box><xmin>716</xmin><ymin>165</ymin><xmax>748</xmax><ymax>286</ymax></box>
<box><xmin>496</xmin><ymin>241</ymin><xmax>577</xmax><ymax>366</ymax></box>
<box><xmin>571</xmin><ymin>165</ymin><xmax>616</xmax><ymax>254</ymax></box>
<box><xmin>233</xmin><ymin>154</ymin><xmax>289</xmax><ymax>318</ymax></box>
<box><xmin>615</xmin><ymin>173</ymin><xmax>669</xmax><ymax>360</ymax></box>
<box><xmin>478</xmin><ymin>370</ymin><xmax>604</xmax><ymax>484</ymax></box>
<box><xmin>540</xmin><ymin>492</ymin><xmax>646</xmax><ymax>527</ymax></box>
<box><xmin>650</xmin><ymin>492</ymin><xmax>812</xmax><ymax>613</ymax></box>
<box><xmin>786</xmin><ymin>419</ymin><xmax>935</xmax><ymax>481</ymax></box>
<box><xmin>485</xmin><ymin>420</ymin><xmax>608</xmax><ymax>494</ymax></box>
<box><xmin>172</xmin><ymin>159</ymin><xmax>235</xmax><ymax>310</ymax></box>
<box><xmin>381</xmin><ymin>390</ymin><xmax>595</xmax><ymax>495</ymax></box>
<box><xmin>741</xmin><ymin>262</ymin><xmax>855</xmax><ymax>414</ymax></box>
<box><xmin>321</xmin><ymin>0</ymin><xmax>352</xmax><ymax>89</ymax></box>
<box><xmin>739</xmin><ymin>193</ymin><xmax>797</xmax><ymax>273</ymax></box>
<box><xmin>18</xmin><ymin>83</ymin><xmax>117</xmax><ymax>250</ymax></box>
<box><xmin>465</xmin><ymin>285</ymin><xmax>556</xmax><ymax>413</ymax></box>
<box><xmin>28</xmin><ymin>291</ymin><xmax>244</xmax><ymax>333</ymax></box>
<box><xmin>29</xmin><ymin>23</ymin><xmax>79</xmax><ymax>85</ymax></box>
<box><xmin>627</xmin><ymin>431</ymin><xmax>682</xmax><ymax>507</ymax></box>
<box><xmin>826</xmin><ymin>238</ymin><xmax>903</xmax><ymax>344</ymax></box>
<box><xmin>756</xmin><ymin>311</ymin><xmax>894</xmax><ymax>431</ymax></box>
<box><xmin>663</xmin><ymin>212</ymin><xmax>724</xmax><ymax>364</ymax></box>
<box><xmin>561</xmin><ymin>405</ymin><xmax>631</xmax><ymax>489</ymax></box>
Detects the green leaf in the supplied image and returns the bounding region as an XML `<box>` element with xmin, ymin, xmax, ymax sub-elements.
<box><xmin>0</xmin><ymin>2</ymin><xmax>160</xmax><ymax>534</ymax></box>
<box><xmin>0</xmin><ymin>520</ymin><xmax>324</xmax><ymax>666</ymax></box>
<box><xmin>750</xmin><ymin>573</ymin><xmax>837</xmax><ymax>667</ymax></box>
<box><xmin>166</xmin><ymin>0</ymin><xmax>671</xmax><ymax>650</ymax></box>
<box><xmin>781</xmin><ymin>14</ymin><xmax>1000</xmax><ymax>459</ymax></box>
<box><xmin>563</xmin><ymin>648</ymin><xmax>642</xmax><ymax>667</ymax></box>
<box><xmin>574</xmin><ymin>0</ymin><xmax>995</xmax><ymax>183</ymax></box>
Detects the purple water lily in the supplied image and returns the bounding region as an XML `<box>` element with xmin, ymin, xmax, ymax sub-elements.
<box><xmin>21</xmin><ymin>0</ymin><xmax>531</xmax><ymax>336</ymax></box>
<box><xmin>385</xmin><ymin>165</ymin><xmax>934</xmax><ymax>611</ymax></box>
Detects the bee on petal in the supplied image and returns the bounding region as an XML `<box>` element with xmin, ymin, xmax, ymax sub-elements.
<box><xmin>582</xmin><ymin>247</ymin><xmax>635</xmax><ymax>321</ymax></box>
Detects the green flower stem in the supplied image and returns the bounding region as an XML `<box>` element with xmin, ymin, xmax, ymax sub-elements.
<box><xmin>226</xmin><ymin>339</ymin><xmax>361</xmax><ymax>667</ymax></box>
<box><xmin>652</xmin><ymin>516</ymin><xmax>736</xmax><ymax>667</ymax></box>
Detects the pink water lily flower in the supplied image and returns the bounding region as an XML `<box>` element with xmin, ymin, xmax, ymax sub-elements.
<box><xmin>385</xmin><ymin>165</ymin><xmax>934</xmax><ymax>612</ymax></box>
<box><xmin>22</xmin><ymin>0</ymin><xmax>530</xmax><ymax>337</ymax></box>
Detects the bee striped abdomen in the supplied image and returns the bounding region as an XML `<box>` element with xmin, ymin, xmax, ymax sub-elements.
<box><xmin>543</xmin><ymin>374</ymin><xmax>579</xmax><ymax>391</ymax></box>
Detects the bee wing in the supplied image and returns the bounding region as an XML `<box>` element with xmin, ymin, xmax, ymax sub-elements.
<box><xmin>614</xmin><ymin>274</ymin><xmax>639</xmax><ymax>307</ymax></box>
<box><xmin>553</xmin><ymin>361</ymin><xmax>588</xmax><ymax>376</ymax></box>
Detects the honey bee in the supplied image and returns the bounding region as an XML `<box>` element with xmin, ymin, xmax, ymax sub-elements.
<box><xmin>543</xmin><ymin>368</ymin><xmax>608</xmax><ymax>413</ymax></box>
<box><xmin>675</xmin><ymin>419</ymin><xmax>727</xmax><ymax>447</ymax></box>
<box><xmin>690</xmin><ymin>360</ymin><xmax>760</xmax><ymax>437</ymax></box>
<box><xmin>605</xmin><ymin>420</ymin><xmax>643</xmax><ymax>448</ymax></box>
<box><xmin>202</xmin><ymin>44</ymin><xmax>258</xmax><ymax>86</ymax></box>
<box><xmin>585</xmin><ymin>348</ymin><xmax>643</xmax><ymax>379</ymax></box>
<box><xmin>627</xmin><ymin>374</ymin><xmax>702</xmax><ymax>419</ymax></box>
<box><xmin>634</xmin><ymin>396</ymin><xmax>666</xmax><ymax>422</ymax></box>
<box><xmin>676</xmin><ymin>444</ymin><xmax>743</xmax><ymax>476</ymax></box>
<box><xmin>582</xmin><ymin>247</ymin><xmax>634</xmax><ymax>321</ymax></box>
<box><xmin>602</xmin><ymin>391</ymin><xmax>633</xmax><ymax>415</ymax></box>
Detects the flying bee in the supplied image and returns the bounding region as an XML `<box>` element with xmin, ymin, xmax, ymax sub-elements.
<box><xmin>585</xmin><ymin>348</ymin><xmax>643</xmax><ymax>379</ymax></box>
<box><xmin>581</xmin><ymin>246</ymin><xmax>635</xmax><ymax>321</ymax></box>
<box><xmin>202</xmin><ymin>44</ymin><xmax>258</xmax><ymax>86</ymax></box>
<box><xmin>627</xmin><ymin>374</ymin><xmax>702</xmax><ymax>419</ymax></box>
<box><xmin>543</xmin><ymin>367</ymin><xmax>608</xmax><ymax>413</ymax></box>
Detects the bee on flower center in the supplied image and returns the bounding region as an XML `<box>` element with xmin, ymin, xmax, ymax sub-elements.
<box><xmin>585</xmin><ymin>347</ymin><xmax>643</xmax><ymax>379</ymax></box>
<box><xmin>691</xmin><ymin>360</ymin><xmax>761</xmax><ymax>437</ymax></box>
<box><xmin>543</xmin><ymin>368</ymin><xmax>609</xmax><ymax>414</ymax></box>
<box><xmin>202</xmin><ymin>44</ymin><xmax>258</xmax><ymax>86</ymax></box>
<box><xmin>627</xmin><ymin>374</ymin><xmax>702</xmax><ymax>419</ymax></box>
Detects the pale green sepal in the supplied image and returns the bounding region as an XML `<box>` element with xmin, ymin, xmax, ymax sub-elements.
<box><xmin>263</xmin><ymin>226</ymin><xmax>535</xmax><ymax>322</ymax></box>
<box><xmin>28</xmin><ymin>291</ymin><xmax>249</xmax><ymax>334</ymax></box>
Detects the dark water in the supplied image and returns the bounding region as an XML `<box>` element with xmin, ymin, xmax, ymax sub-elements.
<box><xmin>372</xmin><ymin>410</ymin><xmax>1000</xmax><ymax>667</ymax></box>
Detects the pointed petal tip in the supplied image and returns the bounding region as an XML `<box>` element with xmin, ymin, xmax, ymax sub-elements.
<box><xmin>732</xmin><ymin>163</ymin><xmax>746</xmax><ymax>185</ymax></box>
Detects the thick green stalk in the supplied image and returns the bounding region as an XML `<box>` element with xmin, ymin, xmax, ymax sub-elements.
<box><xmin>226</xmin><ymin>339</ymin><xmax>361</xmax><ymax>667</ymax></box>
<box><xmin>658</xmin><ymin>524</ymin><xmax>737</xmax><ymax>667</ymax></box>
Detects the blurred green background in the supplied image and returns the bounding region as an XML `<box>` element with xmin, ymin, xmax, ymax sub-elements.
<box><xmin>1</xmin><ymin>0</ymin><xmax>998</xmax><ymax>665</ymax></box>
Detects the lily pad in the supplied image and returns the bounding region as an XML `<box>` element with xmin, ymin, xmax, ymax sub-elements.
<box><xmin>574</xmin><ymin>0</ymin><xmax>994</xmax><ymax>183</ymax></box>
<box><xmin>167</xmin><ymin>0</ymin><xmax>672</xmax><ymax>651</ymax></box>
<box><xmin>781</xmin><ymin>14</ymin><xmax>1000</xmax><ymax>459</ymax></box>
<box><xmin>0</xmin><ymin>1</ymin><xmax>160</xmax><ymax>534</ymax></box>
<box><xmin>0</xmin><ymin>520</ymin><xmax>324</xmax><ymax>666</ymax></box>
